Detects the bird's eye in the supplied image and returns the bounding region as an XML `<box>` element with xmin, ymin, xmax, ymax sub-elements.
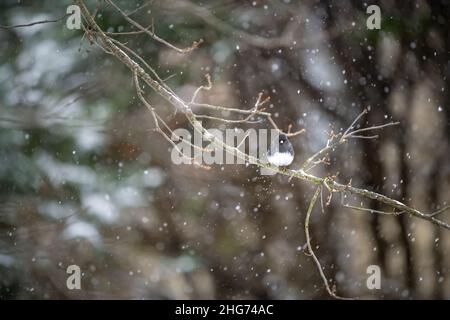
<box><xmin>280</xmin><ymin>140</ymin><xmax>284</xmax><ymax>144</ymax></box>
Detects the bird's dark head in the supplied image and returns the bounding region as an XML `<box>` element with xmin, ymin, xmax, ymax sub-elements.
<box><xmin>278</xmin><ymin>133</ymin><xmax>288</xmax><ymax>144</ymax></box>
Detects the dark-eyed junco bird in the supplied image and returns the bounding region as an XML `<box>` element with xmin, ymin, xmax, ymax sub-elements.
<box><xmin>267</xmin><ymin>133</ymin><xmax>294</xmax><ymax>167</ymax></box>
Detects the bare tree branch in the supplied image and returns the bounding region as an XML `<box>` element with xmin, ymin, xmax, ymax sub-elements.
<box><xmin>305</xmin><ymin>187</ymin><xmax>353</xmax><ymax>300</ymax></box>
<box><xmin>0</xmin><ymin>13</ymin><xmax>69</xmax><ymax>29</ymax></box>
<box><xmin>105</xmin><ymin>0</ymin><xmax>203</xmax><ymax>53</ymax></box>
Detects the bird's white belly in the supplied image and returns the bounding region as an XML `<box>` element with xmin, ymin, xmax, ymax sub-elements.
<box><xmin>267</xmin><ymin>152</ymin><xmax>294</xmax><ymax>166</ymax></box>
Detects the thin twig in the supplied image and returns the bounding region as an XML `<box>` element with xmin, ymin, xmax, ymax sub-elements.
<box><xmin>347</xmin><ymin>122</ymin><xmax>400</xmax><ymax>137</ymax></box>
<box><xmin>168</xmin><ymin>0</ymin><xmax>297</xmax><ymax>49</ymax></box>
<box><xmin>302</xmin><ymin>109</ymin><xmax>399</xmax><ymax>171</ymax></box>
<box><xmin>106</xmin><ymin>0</ymin><xmax>202</xmax><ymax>53</ymax></box>
<box><xmin>190</xmin><ymin>77</ymin><xmax>302</xmax><ymax>133</ymax></box>
<box><xmin>343</xmin><ymin>108</ymin><xmax>368</xmax><ymax>137</ymax></box>
<box><xmin>341</xmin><ymin>193</ymin><xmax>403</xmax><ymax>216</ymax></box>
<box><xmin>428</xmin><ymin>205</ymin><xmax>450</xmax><ymax>217</ymax></box>
<box><xmin>110</xmin><ymin>37</ymin><xmax>174</xmax><ymax>93</ymax></box>
<box><xmin>0</xmin><ymin>13</ymin><xmax>69</xmax><ymax>29</ymax></box>
<box><xmin>305</xmin><ymin>187</ymin><xmax>354</xmax><ymax>300</ymax></box>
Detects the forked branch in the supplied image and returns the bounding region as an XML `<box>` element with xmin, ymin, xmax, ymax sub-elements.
<box><xmin>305</xmin><ymin>187</ymin><xmax>354</xmax><ymax>300</ymax></box>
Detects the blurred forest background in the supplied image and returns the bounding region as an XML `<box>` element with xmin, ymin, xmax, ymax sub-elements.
<box><xmin>1</xmin><ymin>0</ymin><xmax>450</xmax><ymax>299</ymax></box>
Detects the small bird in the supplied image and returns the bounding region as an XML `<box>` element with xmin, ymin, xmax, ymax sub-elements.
<box><xmin>267</xmin><ymin>133</ymin><xmax>294</xmax><ymax>167</ymax></box>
